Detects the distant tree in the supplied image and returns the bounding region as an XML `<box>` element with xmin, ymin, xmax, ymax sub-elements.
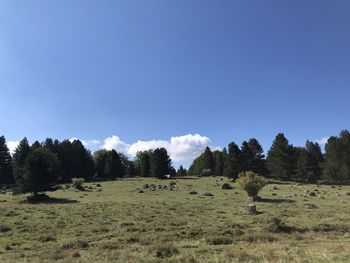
<box><xmin>323</xmin><ymin>130</ymin><xmax>350</xmax><ymax>183</ymax></box>
<box><xmin>223</xmin><ymin>142</ymin><xmax>241</xmax><ymax>179</ymax></box>
<box><xmin>188</xmin><ymin>146</ymin><xmax>214</xmax><ymax>176</ymax></box>
<box><xmin>202</xmin><ymin>146</ymin><xmax>214</xmax><ymax>171</ymax></box>
<box><xmin>15</xmin><ymin>147</ymin><xmax>60</xmax><ymax>197</ymax></box>
<box><xmin>12</xmin><ymin>138</ymin><xmax>31</xmax><ymax>184</ymax></box>
<box><xmin>266</xmin><ymin>133</ymin><xmax>295</xmax><ymax>180</ymax></box>
<box><xmin>306</xmin><ymin>141</ymin><xmax>324</xmax><ymax>181</ymax></box>
<box><xmin>135</xmin><ymin>151</ymin><xmax>151</xmax><ymax>177</ymax></box>
<box><xmin>31</xmin><ymin>141</ymin><xmax>41</xmax><ymax>151</ymax></box>
<box><xmin>94</xmin><ymin>149</ymin><xmax>109</xmax><ymax>178</ymax></box>
<box><xmin>176</xmin><ymin>165</ymin><xmax>187</xmax><ymax>177</ymax></box>
<box><xmin>104</xmin><ymin>150</ymin><xmax>124</xmax><ymax>179</ymax></box>
<box><xmin>0</xmin><ymin>136</ymin><xmax>13</xmax><ymax>185</ymax></box>
<box><xmin>213</xmin><ymin>150</ymin><xmax>224</xmax><ymax>176</ymax></box>
<box><xmin>150</xmin><ymin>148</ymin><xmax>172</xmax><ymax>178</ymax></box>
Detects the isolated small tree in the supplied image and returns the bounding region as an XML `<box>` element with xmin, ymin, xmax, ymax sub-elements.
<box><xmin>236</xmin><ymin>171</ymin><xmax>267</xmax><ymax>198</ymax></box>
<box><xmin>15</xmin><ymin>148</ymin><xmax>60</xmax><ymax>198</ymax></box>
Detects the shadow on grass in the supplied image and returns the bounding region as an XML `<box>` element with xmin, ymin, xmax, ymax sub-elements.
<box><xmin>260</xmin><ymin>198</ymin><xmax>295</xmax><ymax>204</ymax></box>
<box><xmin>22</xmin><ymin>194</ymin><xmax>79</xmax><ymax>204</ymax></box>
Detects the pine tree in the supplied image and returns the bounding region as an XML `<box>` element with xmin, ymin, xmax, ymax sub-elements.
<box><xmin>176</xmin><ymin>165</ymin><xmax>187</xmax><ymax>177</ymax></box>
<box><xmin>266</xmin><ymin>133</ymin><xmax>295</xmax><ymax>180</ymax></box>
<box><xmin>104</xmin><ymin>150</ymin><xmax>124</xmax><ymax>179</ymax></box>
<box><xmin>213</xmin><ymin>150</ymin><xmax>224</xmax><ymax>176</ymax></box>
<box><xmin>150</xmin><ymin>148</ymin><xmax>172</xmax><ymax>178</ymax></box>
<box><xmin>202</xmin><ymin>146</ymin><xmax>214</xmax><ymax>171</ymax></box>
<box><xmin>13</xmin><ymin>137</ymin><xmax>31</xmax><ymax>184</ymax></box>
<box><xmin>223</xmin><ymin>142</ymin><xmax>241</xmax><ymax>179</ymax></box>
<box><xmin>323</xmin><ymin>130</ymin><xmax>350</xmax><ymax>183</ymax></box>
<box><xmin>135</xmin><ymin>151</ymin><xmax>151</xmax><ymax>177</ymax></box>
<box><xmin>15</xmin><ymin>147</ymin><xmax>60</xmax><ymax>196</ymax></box>
<box><xmin>0</xmin><ymin>136</ymin><xmax>13</xmax><ymax>185</ymax></box>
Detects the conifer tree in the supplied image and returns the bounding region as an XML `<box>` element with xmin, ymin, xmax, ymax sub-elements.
<box><xmin>0</xmin><ymin>136</ymin><xmax>13</xmax><ymax>185</ymax></box>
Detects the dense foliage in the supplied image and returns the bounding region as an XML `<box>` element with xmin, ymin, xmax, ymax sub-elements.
<box><xmin>236</xmin><ymin>171</ymin><xmax>268</xmax><ymax>197</ymax></box>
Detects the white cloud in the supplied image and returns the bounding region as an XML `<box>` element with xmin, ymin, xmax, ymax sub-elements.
<box><xmin>69</xmin><ymin>138</ymin><xmax>100</xmax><ymax>147</ymax></box>
<box><xmin>101</xmin><ymin>133</ymin><xmax>215</xmax><ymax>163</ymax></box>
<box><xmin>316</xmin><ymin>137</ymin><xmax>329</xmax><ymax>145</ymax></box>
<box><xmin>101</xmin><ymin>135</ymin><xmax>130</xmax><ymax>152</ymax></box>
<box><xmin>6</xmin><ymin>141</ymin><xmax>19</xmax><ymax>155</ymax></box>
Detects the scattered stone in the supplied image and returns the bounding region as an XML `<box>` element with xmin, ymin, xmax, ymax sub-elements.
<box><xmin>158</xmin><ymin>185</ymin><xmax>162</xmax><ymax>190</ymax></box>
<box><xmin>318</xmin><ymin>195</ymin><xmax>325</xmax><ymax>199</ymax></box>
<box><xmin>138</xmin><ymin>190</ymin><xmax>144</xmax><ymax>193</ymax></box>
<box><xmin>143</xmin><ymin>184</ymin><xmax>149</xmax><ymax>189</ymax></box>
<box><xmin>221</xmin><ymin>183</ymin><xmax>233</xmax><ymax>190</ymax></box>
<box><xmin>305</xmin><ymin>204</ymin><xmax>318</xmax><ymax>209</ymax></box>
<box><xmin>203</xmin><ymin>192</ymin><xmax>214</xmax><ymax>197</ymax></box>
<box><xmin>150</xmin><ymin>184</ymin><xmax>157</xmax><ymax>189</ymax></box>
<box><xmin>346</xmin><ymin>192</ymin><xmax>350</xmax><ymax>196</ymax></box>
<box><xmin>336</xmin><ymin>192</ymin><xmax>341</xmax><ymax>196</ymax></box>
<box><xmin>308</xmin><ymin>192</ymin><xmax>316</xmax><ymax>197</ymax></box>
<box><xmin>189</xmin><ymin>191</ymin><xmax>198</xmax><ymax>195</ymax></box>
<box><xmin>163</xmin><ymin>185</ymin><xmax>168</xmax><ymax>190</ymax></box>
<box><xmin>272</xmin><ymin>185</ymin><xmax>278</xmax><ymax>190</ymax></box>
<box><xmin>243</xmin><ymin>204</ymin><xmax>257</xmax><ymax>215</ymax></box>
<box><xmin>96</xmin><ymin>184</ymin><xmax>102</xmax><ymax>187</ymax></box>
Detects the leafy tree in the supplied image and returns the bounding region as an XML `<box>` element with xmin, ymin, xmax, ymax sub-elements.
<box><xmin>13</xmin><ymin>138</ymin><xmax>31</xmax><ymax>184</ymax></box>
<box><xmin>31</xmin><ymin>141</ymin><xmax>41</xmax><ymax>151</ymax></box>
<box><xmin>150</xmin><ymin>148</ymin><xmax>172</xmax><ymax>178</ymax></box>
<box><xmin>266</xmin><ymin>133</ymin><xmax>295</xmax><ymax>180</ymax></box>
<box><xmin>0</xmin><ymin>136</ymin><xmax>13</xmax><ymax>185</ymax></box>
<box><xmin>323</xmin><ymin>130</ymin><xmax>350</xmax><ymax>183</ymax></box>
<box><xmin>94</xmin><ymin>149</ymin><xmax>109</xmax><ymax>178</ymax></box>
<box><xmin>176</xmin><ymin>165</ymin><xmax>187</xmax><ymax>177</ymax></box>
<box><xmin>15</xmin><ymin>147</ymin><xmax>60</xmax><ymax>196</ymax></box>
<box><xmin>223</xmin><ymin>142</ymin><xmax>241</xmax><ymax>179</ymax></box>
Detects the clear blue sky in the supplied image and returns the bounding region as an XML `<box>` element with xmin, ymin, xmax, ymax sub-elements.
<box><xmin>1</xmin><ymin>1</ymin><xmax>349</xmax><ymax>166</ymax></box>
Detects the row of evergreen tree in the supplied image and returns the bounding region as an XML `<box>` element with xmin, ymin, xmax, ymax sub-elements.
<box><xmin>189</xmin><ymin>130</ymin><xmax>350</xmax><ymax>183</ymax></box>
<box><xmin>0</xmin><ymin>136</ymin><xmax>187</xmax><ymax>186</ymax></box>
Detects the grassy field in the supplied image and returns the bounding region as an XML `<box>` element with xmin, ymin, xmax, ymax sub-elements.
<box><xmin>0</xmin><ymin>176</ymin><xmax>350</xmax><ymax>263</ymax></box>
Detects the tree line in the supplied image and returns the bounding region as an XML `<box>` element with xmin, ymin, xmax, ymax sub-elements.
<box><xmin>0</xmin><ymin>137</ymin><xmax>188</xmax><ymax>190</ymax></box>
<box><xmin>1</xmin><ymin>129</ymin><xmax>350</xmax><ymax>190</ymax></box>
<box><xmin>188</xmin><ymin>130</ymin><xmax>350</xmax><ymax>183</ymax></box>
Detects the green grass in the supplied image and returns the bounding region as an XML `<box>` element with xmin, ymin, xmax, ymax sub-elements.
<box><xmin>0</xmin><ymin>177</ymin><xmax>350</xmax><ymax>262</ymax></box>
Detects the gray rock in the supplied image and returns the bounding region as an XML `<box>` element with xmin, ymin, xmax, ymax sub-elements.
<box><xmin>203</xmin><ymin>192</ymin><xmax>214</xmax><ymax>197</ymax></box>
<box><xmin>244</xmin><ymin>204</ymin><xmax>257</xmax><ymax>215</ymax></box>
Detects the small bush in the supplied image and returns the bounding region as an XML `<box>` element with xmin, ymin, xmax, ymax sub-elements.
<box><xmin>267</xmin><ymin>217</ymin><xmax>297</xmax><ymax>233</ymax></box>
<box><xmin>72</xmin><ymin>178</ymin><xmax>85</xmax><ymax>188</ymax></box>
<box><xmin>206</xmin><ymin>236</ymin><xmax>233</xmax><ymax>245</ymax></box>
<box><xmin>155</xmin><ymin>242</ymin><xmax>179</xmax><ymax>258</ymax></box>
<box><xmin>0</xmin><ymin>224</ymin><xmax>12</xmax><ymax>232</ymax></box>
<box><xmin>236</xmin><ymin>171</ymin><xmax>267</xmax><ymax>197</ymax></box>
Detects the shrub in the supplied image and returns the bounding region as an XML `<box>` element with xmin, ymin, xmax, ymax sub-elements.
<box><xmin>205</xmin><ymin>236</ymin><xmax>233</xmax><ymax>245</ymax></box>
<box><xmin>154</xmin><ymin>242</ymin><xmax>179</xmax><ymax>258</ymax></box>
<box><xmin>72</xmin><ymin>178</ymin><xmax>85</xmax><ymax>188</ymax></box>
<box><xmin>0</xmin><ymin>224</ymin><xmax>12</xmax><ymax>232</ymax></box>
<box><xmin>236</xmin><ymin>171</ymin><xmax>267</xmax><ymax>197</ymax></box>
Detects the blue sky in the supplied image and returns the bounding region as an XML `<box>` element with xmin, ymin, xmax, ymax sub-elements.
<box><xmin>1</xmin><ymin>1</ymin><xmax>350</xmax><ymax>167</ymax></box>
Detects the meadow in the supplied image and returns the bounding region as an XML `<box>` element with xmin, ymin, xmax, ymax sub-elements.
<box><xmin>0</xmin><ymin>177</ymin><xmax>349</xmax><ymax>263</ymax></box>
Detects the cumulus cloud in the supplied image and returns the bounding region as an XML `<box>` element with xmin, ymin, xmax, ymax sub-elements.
<box><xmin>102</xmin><ymin>135</ymin><xmax>130</xmax><ymax>152</ymax></box>
<box><xmin>6</xmin><ymin>141</ymin><xmax>19</xmax><ymax>154</ymax></box>
<box><xmin>315</xmin><ymin>137</ymin><xmax>330</xmax><ymax>145</ymax></box>
<box><xmin>69</xmin><ymin>138</ymin><xmax>100</xmax><ymax>147</ymax></box>
<box><xmin>101</xmin><ymin>133</ymin><xmax>215</xmax><ymax>163</ymax></box>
